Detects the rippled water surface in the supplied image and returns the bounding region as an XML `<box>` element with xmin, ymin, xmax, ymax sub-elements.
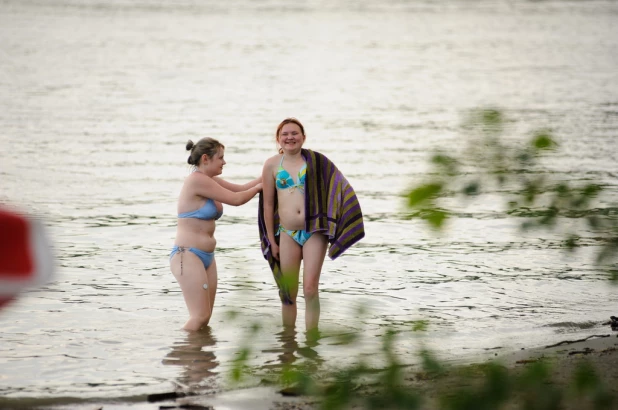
<box><xmin>1</xmin><ymin>0</ymin><xmax>618</xmax><ymax>405</ymax></box>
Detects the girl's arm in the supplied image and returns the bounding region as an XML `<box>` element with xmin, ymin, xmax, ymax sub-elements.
<box><xmin>261</xmin><ymin>158</ymin><xmax>278</xmax><ymax>245</ymax></box>
<box><xmin>212</xmin><ymin>176</ymin><xmax>262</xmax><ymax>192</ymax></box>
<box><xmin>189</xmin><ymin>173</ymin><xmax>261</xmax><ymax>206</ymax></box>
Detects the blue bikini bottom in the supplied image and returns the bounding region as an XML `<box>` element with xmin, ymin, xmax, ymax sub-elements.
<box><xmin>170</xmin><ymin>246</ymin><xmax>214</xmax><ymax>270</ymax></box>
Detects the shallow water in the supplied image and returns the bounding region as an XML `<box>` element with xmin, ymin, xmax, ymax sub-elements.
<box><xmin>1</xmin><ymin>0</ymin><xmax>618</xmax><ymax>405</ymax></box>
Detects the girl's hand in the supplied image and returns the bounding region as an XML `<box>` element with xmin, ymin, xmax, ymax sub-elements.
<box><xmin>271</xmin><ymin>242</ymin><xmax>280</xmax><ymax>260</ymax></box>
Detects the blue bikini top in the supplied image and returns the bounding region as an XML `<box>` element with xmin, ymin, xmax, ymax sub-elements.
<box><xmin>276</xmin><ymin>155</ymin><xmax>306</xmax><ymax>192</ymax></box>
<box><xmin>178</xmin><ymin>198</ymin><xmax>223</xmax><ymax>220</ymax></box>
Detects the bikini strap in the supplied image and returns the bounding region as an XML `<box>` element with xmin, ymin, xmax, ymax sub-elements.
<box><xmin>279</xmin><ymin>155</ymin><xmax>285</xmax><ymax>167</ymax></box>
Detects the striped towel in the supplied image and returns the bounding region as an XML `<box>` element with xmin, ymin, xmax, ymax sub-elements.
<box><xmin>258</xmin><ymin>149</ymin><xmax>365</xmax><ymax>304</ymax></box>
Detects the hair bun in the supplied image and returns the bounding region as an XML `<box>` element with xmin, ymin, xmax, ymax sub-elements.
<box><xmin>185</xmin><ymin>140</ymin><xmax>195</xmax><ymax>151</ymax></box>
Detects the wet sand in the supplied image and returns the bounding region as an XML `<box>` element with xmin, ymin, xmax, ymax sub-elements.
<box><xmin>2</xmin><ymin>332</ymin><xmax>616</xmax><ymax>409</ymax></box>
<box><xmin>144</xmin><ymin>332</ymin><xmax>618</xmax><ymax>410</ymax></box>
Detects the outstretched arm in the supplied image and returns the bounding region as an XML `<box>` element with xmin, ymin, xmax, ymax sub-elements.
<box><xmin>212</xmin><ymin>176</ymin><xmax>262</xmax><ymax>192</ymax></box>
<box><xmin>189</xmin><ymin>173</ymin><xmax>262</xmax><ymax>206</ymax></box>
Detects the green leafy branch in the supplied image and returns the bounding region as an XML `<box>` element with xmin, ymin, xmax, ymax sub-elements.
<box><xmin>406</xmin><ymin>108</ymin><xmax>617</xmax><ymax>278</ymax></box>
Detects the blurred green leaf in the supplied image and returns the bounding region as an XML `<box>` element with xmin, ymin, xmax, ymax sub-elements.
<box><xmin>231</xmin><ymin>347</ymin><xmax>250</xmax><ymax>382</ymax></box>
<box><xmin>522</xmin><ymin>178</ymin><xmax>542</xmax><ymax>204</ymax></box>
<box><xmin>462</xmin><ymin>181</ymin><xmax>480</xmax><ymax>196</ymax></box>
<box><xmin>484</xmin><ymin>363</ymin><xmax>511</xmax><ymax>404</ymax></box>
<box><xmin>225</xmin><ymin>309</ymin><xmax>240</xmax><ymax>320</ymax></box>
<box><xmin>518</xmin><ymin>361</ymin><xmax>562</xmax><ymax>410</ymax></box>
<box><xmin>281</xmin><ymin>366</ymin><xmax>315</xmax><ymax>394</ymax></box>
<box><xmin>431</xmin><ymin>153</ymin><xmax>459</xmax><ymax>175</ymax></box>
<box><xmin>596</xmin><ymin>239</ymin><xmax>618</xmax><ymax>264</ymax></box>
<box><xmin>412</xmin><ymin>320</ymin><xmax>429</xmax><ymax>332</ymax></box>
<box><xmin>593</xmin><ymin>389</ymin><xmax>615</xmax><ymax>410</ymax></box>
<box><xmin>538</xmin><ymin>206</ymin><xmax>559</xmax><ymax>227</ymax></box>
<box><xmin>420</xmin><ymin>349</ymin><xmax>444</xmax><ymax>377</ymax></box>
<box><xmin>587</xmin><ymin>216</ymin><xmax>600</xmax><ymax>229</ymax></box>
<box><xmin>517</xmin><ymin>149</ymin><xmax>533</xmax><ymax>165</ymax></box>
<box><xmin>250</xmin><ymin>322</ymin><xmax>262</xmax><ymax>333</ymax></box>
<box><xmin>532</xmin><ymin>131</ymin><xmax>556</xmax><ymax>151</ymax></box>
<box><xmin>408</xmin><ymin>183</ymin><xmax>443</xmax><ymax>207</ymax></box>
<box><xmin>354</xmin><ymin>302</ymin><xmax>369</xmax><ymax>317</ymax></box>
<box><xmin>405</xmin><ymin>107</ymin><xmax>616</xmax><ymax>276</ymax></box>
<box><xmin>582</xmin><ymin>184</ymin><xmax>602</xmax><ymax>198</ymax></box>
<box><xmin>333</xmin><ymin>332</ymin><xmax>358</xmax><ymax>345</ymax></box>
<box><xmin>564</xmin><ymin>235</ymin><xmax>580</xmax><ymax>251</ymax></box>
<box><xmin>482</xmin><ymin>109</ymin><xmax>502</xmax><ymax>126</ymax></box>
<box><xmin>322</xmin><ymin>369</ymin><xmax>357</xmax><ymax>410</ymax></box>
<box><xmin>382</xmin><ymin>329</ymin><xmax>397</xmax><ymax>353</ymax></box>
<box><xmin>425</xmin><ymin>209</ymin><xmax>448</xmax><ymax>229</ymax></box>
<box><xmin>518</xmin><ymin>360</ymin><xmax>551</xmax><ymax>387</ymax></box>
<box><xmin>572</xmin><ymin>361</ymin><xmax>599</xmax><ymax>394</ymax></box>
<box><xmin>554</xmin><ymin>183</ymin><xmax>569</xmax><ymax>197</ymax></box>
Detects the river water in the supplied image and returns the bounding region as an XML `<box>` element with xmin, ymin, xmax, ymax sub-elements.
<box><xmin>1</xmin><ymin>0</ymin><xmax>617</xmax><ymax>406</ymax></box>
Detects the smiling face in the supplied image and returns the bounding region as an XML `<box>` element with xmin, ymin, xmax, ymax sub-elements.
<box><xmin>202</xmin><ymin>147</ymin><xmax>226</xmax><ymax>176</ymax></box>
<box><xmin>277</xmin><ymin>122</ymin><xmax>305</xmax><ymax>154</ymax></box>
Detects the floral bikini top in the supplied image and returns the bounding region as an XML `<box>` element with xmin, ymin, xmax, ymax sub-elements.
<box><xmin>275</xmin><ymin>155</ymin><xmax>306</xmax><ymax>193</ymax></box>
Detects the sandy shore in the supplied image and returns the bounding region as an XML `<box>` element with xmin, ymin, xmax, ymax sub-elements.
<box><xmin>413</xmin><ymin>333</ymin><xmax>618</xmax><ymax>410</ymax></box>
<box><xmin>3</xmin><ymin>333</ymin><xmax>616</xmax><ymax>410</ymax></box>
<box><xmin>139</xmin><ymin>332</ymin><xmax>618</xmax><ymax>410</ymax></box>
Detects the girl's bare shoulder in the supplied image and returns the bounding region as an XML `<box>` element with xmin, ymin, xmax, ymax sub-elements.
<box><xmin>263</xmin><ymin>154</ymin><xmax>283</xmax><ymax>167</ymax></box>
<box><xmin>185</xmin><ymin>171</ymin><xmax>213</xmax><ymax>186</ymax></box>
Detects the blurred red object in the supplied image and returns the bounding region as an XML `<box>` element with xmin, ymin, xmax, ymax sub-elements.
<box><xmin>0</xmin><ymin>206</ymin><xmax>55</xmax><ymax>309</ymax></box>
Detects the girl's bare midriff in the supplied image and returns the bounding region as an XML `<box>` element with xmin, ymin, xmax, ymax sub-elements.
<box><xmin>174</xmin><ymin>218</ymin><xmax>217</xmax><ymax>253</ymax></box>
<box><xmin>277</xmin><ymin>187</ymin><xmax>305</xmax><ymax>231</ymax></box>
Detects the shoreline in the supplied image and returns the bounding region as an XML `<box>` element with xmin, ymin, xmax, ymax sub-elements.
<box><xmin>4</xmin><ymin>332</ymin><xmax>615</xmax><ymax>410</ymax></box>
<box><xmin>152</xmin><ymin>332</ymin><xmax>618</xmax><ymax>410</ymax></box>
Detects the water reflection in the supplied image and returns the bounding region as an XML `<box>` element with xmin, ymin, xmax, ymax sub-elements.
<box><xmin>277</xmin><ymin>327</ymin><xmax>300</xmax><ymax>366</ymax></box>
<box><xmin>162</xmin><ymin>327</ymin><xmax>219</xmax><ymax>387</ymax></box>
<box><xmin>263</xmin><ymin>328</ymin><xmax>323</xmax><ymax>370</ymax></box>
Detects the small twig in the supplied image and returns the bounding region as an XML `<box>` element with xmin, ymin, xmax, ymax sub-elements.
<box><xmin>544</xmin><ymin>334</ymin><xmax>610</xmax><ymax>349</ymax></box>
<box><xmin>568</xmin><ymin>348</ymin><xmax>594</xmax><ymax>356</ymax></box>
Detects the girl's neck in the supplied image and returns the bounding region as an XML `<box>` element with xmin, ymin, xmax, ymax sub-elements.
<box><xmin>195</xmin><ymin>166</ymin><xmax>212</xmax><ymax>177</ymax></box>
<box><xmin>282</xmin><ymin>149</ymin><xmax>303</xmax><ymax>160</ymax></box>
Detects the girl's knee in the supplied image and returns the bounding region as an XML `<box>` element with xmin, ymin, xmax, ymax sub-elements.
<box><xmin>303</xmin><ymin>283</ymin><xmax>319</xmax><ymax>300</ymax></box>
